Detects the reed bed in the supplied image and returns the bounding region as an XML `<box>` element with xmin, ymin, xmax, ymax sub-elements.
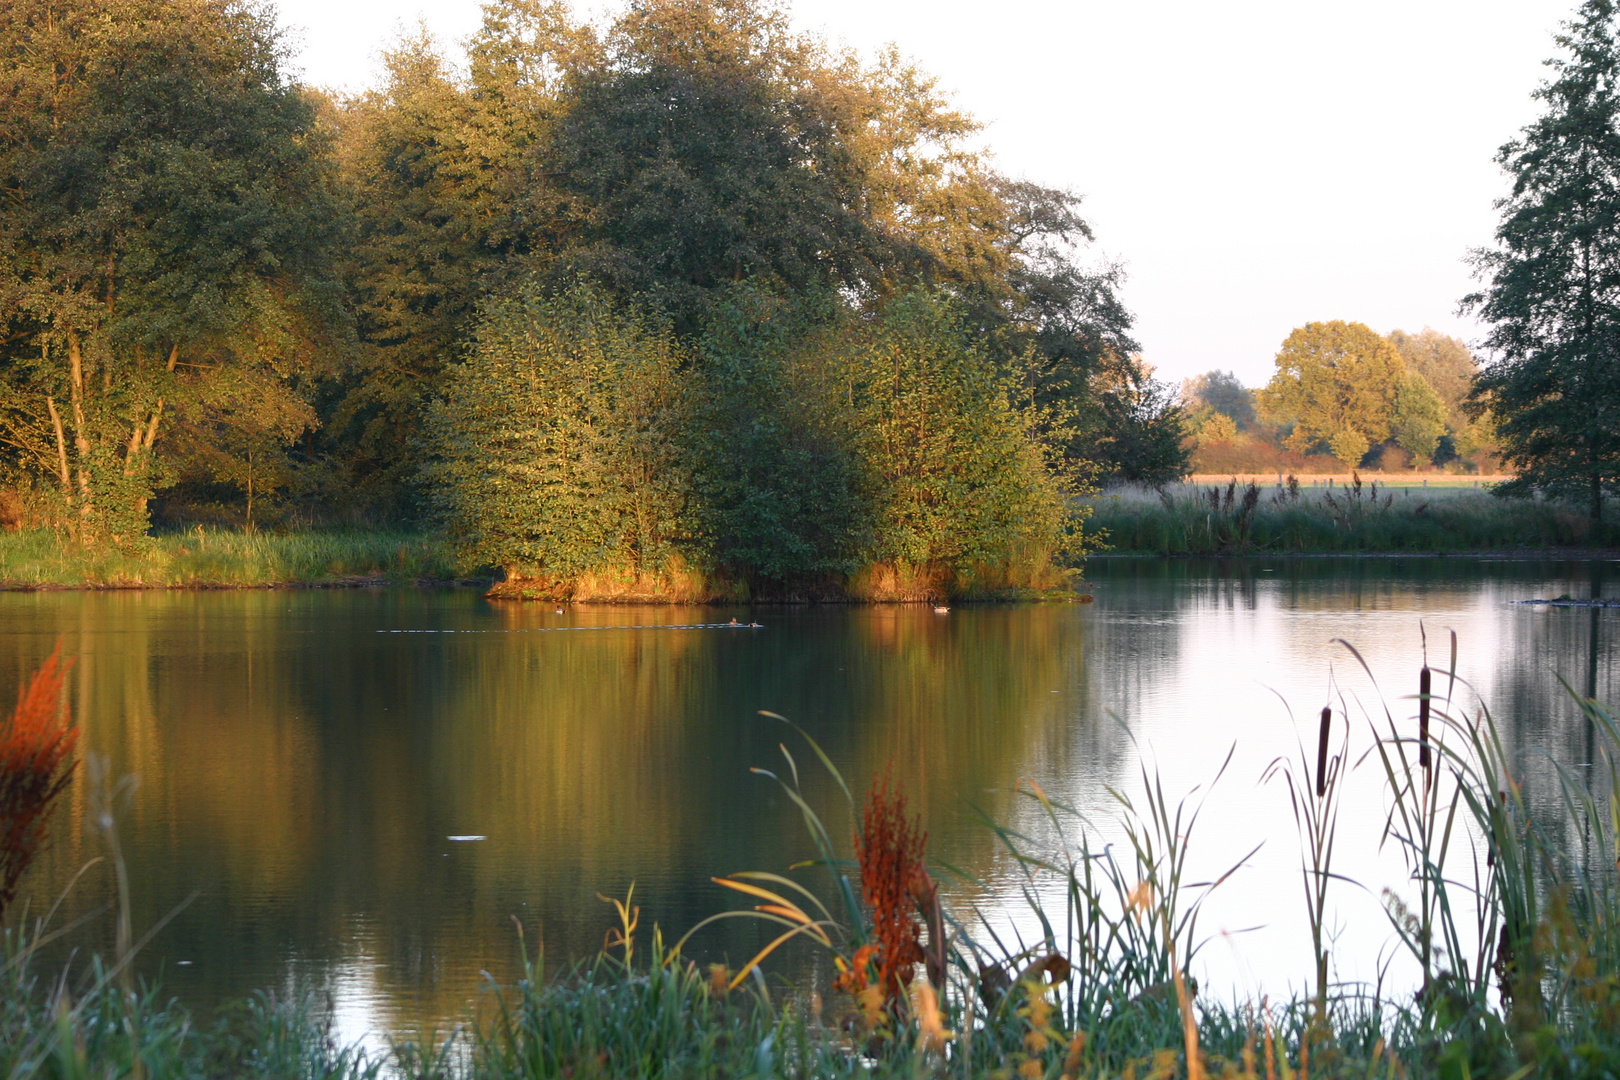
<box><xmin>1086</xmin><ymin>476</ymin><xmax>1619</xmax><ymax>555</ymax></box>
<box><xmin>0</xmin><ymin>528</ymin><xmax>459</xmax><ymax>588</ymax></box>
<box><xmin>6</xmin><ymin>642</ymin><xmax>1620</xmax><ymax>1077</ymax></box>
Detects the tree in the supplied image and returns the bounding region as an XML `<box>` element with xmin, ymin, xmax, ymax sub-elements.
<box><xmin>0</xmin><ymin>0</ymin><xmax>345</xmax><ymax>543</ymax></box>
<box><xmin>1464</xmin><ymin>0</ymin><xmax>1620</xmax><ymax>520</ymax></box>
<box><xmin>1085</xmin><ymin>356</ymin><xmax>1189</xmax><ymax>484</ymax></box>
<box><xmin>319</xmin><ymin>4</ymin><xmax>589</xmax><ymax>514</ymax></box>
<box><xmin>1386</xmin><ymin>327</ymin><xmax>1494</xmax><ymax>459</ymax></box>
<box><xmin>549</xmin><ymin>0</ymin><xmax>892</xmax><ymax>328</ymax></box>
<box><xmin>686</xmin><ymin>284</ymin><xmax>867</xmax><ymax>584</ymax></box>
<box><xmin>1193</xmin><ymin>411</ymin><xmax>1240</xmax><ymax>443</ymax></box>
<box><xmin>1257</xmin><ymin>321</ymin><xmax>1406</xmax><ymax>466</ymax></box>
<box><xmin>1391</xmin><ymin>371</ymin><xmax>1449</xmax><ymax>465</ymax></box>
<box><xmin>1181</xmin><ymin>370</ymin><xmax>1256</xmax><ymax>430</ymax></box>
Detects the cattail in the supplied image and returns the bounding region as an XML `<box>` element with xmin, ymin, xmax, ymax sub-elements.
<box><xmin>1316</xmin><ymin>707</ymin><xmax>1331</xmax><ymax>798</ymax></box>
<box><xmin>1419</xmin><ymin>666</ymin><xmax>1432</xmax><ymax>770</ymax></box>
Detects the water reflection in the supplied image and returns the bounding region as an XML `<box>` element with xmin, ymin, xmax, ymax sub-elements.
<box><xmin>2</xmin><ymin>591</ymin><xmax>1102</xmax><ymax>1035</ymax></box>
<box><xmin>1</xmin><ymin>559</ymin><xmax>1616</xmax><ymax>1036</ymax></box>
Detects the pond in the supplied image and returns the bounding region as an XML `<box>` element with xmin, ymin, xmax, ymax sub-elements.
<box><xmin>2</xmin><ymin>557</ymin><xmax>1615</xmax><ymax>1044</ymax></box>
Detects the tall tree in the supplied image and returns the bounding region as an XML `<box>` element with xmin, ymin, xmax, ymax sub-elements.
<box><xmin>1081</xmin><ymin>356</ymin><xmax>1188</xmax><ymax>484</ymax></box>
<box><xmin>0</xmin><ymin>0</ymin><xmax>344</xmax><ymax>542</ymax></box>
<box><xmin>1390</xmin><ymin>371</ymin><xmax>1449</xmax><ymax>465</ymax></box>
<box><xmin>548</xmin><ymin>0</ymin><xmax>930</xmax><ymax>327</ymax></box>
<box><xmin>1386</xmin><ymin>327</ymin><xmax>1493</xmax><ymax>460</ymax></box>
<box><xmin>1257</xmin><ymin>321</ymin><xmax>1406</xmax><ymax>467</ymax></box>
<box><xmin>318</xmin><ymin>4</ymin><xmax>589</xmax><ymax>513</ymax></box>
<box><xmin>1182</xmin><ymin>369</ymin><xmax>1257</xmax><ymax>430</ymax></box>
<box><xmin>1465</xmin><ymin>0</ymin><xmax>1620</xmax><ymax>520</ymax></box>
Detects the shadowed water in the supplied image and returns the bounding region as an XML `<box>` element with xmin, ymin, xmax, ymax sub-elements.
<box><xmin>1</xmin><ymin>557</ymin><xmax>1615</xmax><ymax>1042</ymax></box>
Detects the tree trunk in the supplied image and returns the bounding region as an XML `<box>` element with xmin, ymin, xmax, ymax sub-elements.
<box><xmin>66</xmin><ymin>331</ymin><xmax>93</xmax><ymax>523</ymax></box>
<box><xmin>44</xmin><ymin>395</ymin><xmax>72</xmax><ymax>498</ymax></box>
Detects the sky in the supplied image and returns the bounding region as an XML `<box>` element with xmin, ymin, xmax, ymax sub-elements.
<box><xmin>273</xmin><ymin>0</ymin><xmax>1577</xmax><ymax>388</ymax></box>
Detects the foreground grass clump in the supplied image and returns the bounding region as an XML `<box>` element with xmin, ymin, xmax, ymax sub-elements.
<box><xmin>1087</xmin><ymin>475</ymin><xmax>1620</xmax><ymax>554</ymax></box>
<box><xmin>0</xmin><ymin>529</ymin><xmax>459</xmax><ymax>588</ymax></box>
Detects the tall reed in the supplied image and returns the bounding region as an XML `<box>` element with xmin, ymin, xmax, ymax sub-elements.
<box><xmin>1088</xmin><ymin>477</ymin><xmax>1618</xmax><ymax>554</ymax></box>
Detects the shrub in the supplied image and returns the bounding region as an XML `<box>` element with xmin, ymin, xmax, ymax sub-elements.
<box><xmin>426</xmin><ymin>286</ymin><xmax>695</xmax><ymax>584</ymax></box>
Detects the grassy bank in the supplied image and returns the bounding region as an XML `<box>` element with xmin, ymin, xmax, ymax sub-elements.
<box><xmin>9</xmin><ymin>660</ymin><xmax>1620</xmax><ymax>1078</ymax></box>
<box><xmin>0</xmin><ymin>528</ymin><xmax>460</xmax><ymax>589</ymax></box>
<box><xmin>0</xmin><ymin>528</ymin><xmax>1076</xmax><ymax>599</ymax></box>
<box><xmin>1087</xmin><ymin>476</ymin><xmax>1619</xmax><ymax>555</ymax></box>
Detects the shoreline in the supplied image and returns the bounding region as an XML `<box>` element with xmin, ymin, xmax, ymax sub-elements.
<box><xmin>7</xmin><ymin>547</ymin><xmax>1620</xmax><ymax>593</ymax></box>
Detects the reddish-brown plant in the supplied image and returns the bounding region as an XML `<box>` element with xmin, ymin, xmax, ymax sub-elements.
<box><xmin>850</xmin><ymin>769</ymin><xmax>928</xmax><ymax>1004</ymax></box>
<box><xmin>0</xmin><ymin>645</ymin><xmax>79</xmax><ymax>919</ymax></box>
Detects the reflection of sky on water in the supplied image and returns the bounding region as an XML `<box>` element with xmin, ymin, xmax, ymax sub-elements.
<box><xmin>994</xmin><ymin>559</ymin><xmax>1620</xmax><ymax>1008</ymax></box>
<box><xmin>1</xmin><ymin>560</ymin><xmax>1616</xmax><ymax>1040</ymax></box>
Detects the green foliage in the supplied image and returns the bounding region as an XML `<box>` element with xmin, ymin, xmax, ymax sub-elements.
<box><xmin>549</xmin><ymin>0</ymin><xmax>879</xmax><ymax>328</ymax></box>
<box><xmin>1085</xmin><ymin>357</ymin><xmax>1190</xmax><ymax>484</ymax></box>
<box><xmin>1182</xmin><ymin>369</ymin><xmax>1257</xmax><ymax>430</ymax></box>
<box><xmin>840</xmin><ymin>291</ymin><xmax>1076</xmax><ymax>574</ymax></box>
<box><xmin>1192</xmin><ymin>410</ymin><xmax>1240</xmax><ymax>442</ymax></box>
<box><xmin>427</xmin><ymin>287</ymin><xmax>693</xmax><ymax>581</ymax></box>
<box><xmin>686</xmin><ymin>286</ymin><xmax>868</xmax><ymax>584</ymax></box>
<box><xmin>1386</xmin><ymin>330</ymin><xmax>1482</xmax><ymax>435</ymax></box>
<box><xmin>1392</xmin><ymin>371</ymin><xmax>1450</xmax><ymax>465</ymax></box>
<box><xmin>315</xmin><ymin>6</ymin><xmax>585</xmax><ymax>513</ymax></box>
<box><xmin>428</xmin><ymin>285</ymin><xmax>1078</xmax><ymax>594</ymax></box>
<box><xmin>311</xmin><ymin>0</ymin><xmax>1152</xmax><ymax>516</ymax></box>
<box><xmin>0</xmin><ymin>0</ymin><xmax>1161</xmax><ymax>560</ymax></box>
<box><xmin>0</xmin><ymin>0</ymin><xmax>346</xmax><ymax>545</ymax></box>
<box><xmin>1465</xmin><ymin>0</ymin><xmax>1620</xmax><ymax>520</ymax></box>
<box><xmin>1258</xmin><ymin>321</ymin><xmax>1407</xmax><ymax>466</ymax></box>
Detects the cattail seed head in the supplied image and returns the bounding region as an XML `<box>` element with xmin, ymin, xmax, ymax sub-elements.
<box><xmin>1316</xmin><ymin>707</ymin><xmax>1331</xmax><ymax>798</ymax></box>
<box><xmin>1419</xmin><ymin>667</ymin><xmax>1432</xmax><ymax>770</ymax></box>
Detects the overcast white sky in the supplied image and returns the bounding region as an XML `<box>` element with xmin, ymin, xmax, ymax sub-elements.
<box><xmin>273</xmin><ymin>0</ymin><xmax>1575</xmax><ymax>387</ymax></box>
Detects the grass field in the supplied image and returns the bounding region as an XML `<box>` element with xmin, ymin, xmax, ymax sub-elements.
<box><xmin>0</xmin><ymin>528</ymin><xmax>460</xmax><ymax>589</ymax></box>
<box><xmin>1085</xmin><ymin>476</ymin><xmax>1617</xmax><ymax>556</ymax></box>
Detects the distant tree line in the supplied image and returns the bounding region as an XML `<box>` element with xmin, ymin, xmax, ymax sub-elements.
<box><xmin>0</xmin><ymin>0</ymin><xmax>1187</xmax><ymax>592</ymax></box>
<box><xmin>1180</xmin><ymin>323</ymin><xmax>1495</xmax><ymax>476</ymax></box>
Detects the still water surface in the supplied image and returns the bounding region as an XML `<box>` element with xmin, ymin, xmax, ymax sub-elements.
<box><xmin>2</xmin><ymin>558</ymin><xmax>1616</xmax><ymax>1041</ymax></box>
